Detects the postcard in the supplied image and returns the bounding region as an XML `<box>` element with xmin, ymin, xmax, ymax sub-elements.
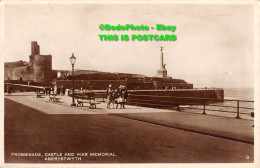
<box><xmin>0</xmin><ymin>0</ymin><xmax>259</xmax><ymax>168</ymax></box>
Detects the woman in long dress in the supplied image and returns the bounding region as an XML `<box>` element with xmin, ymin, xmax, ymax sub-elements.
<box><xmin>106</xmin><ymin>84</ymin><xmax>113</xmax><ymax>109</ymax></box>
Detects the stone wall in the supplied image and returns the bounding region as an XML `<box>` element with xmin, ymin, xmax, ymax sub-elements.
<box><xmin>127</xmin><ymin>89</ymin><xmax>224</xmax><ymax>107</ymax></box>
<box><xmin>56</xmin><ymin>80</ymin><xmax>127</xmax><ymax>90</ymax></box>
<box><xmin>4</xmin><ymin>66</ymin><xmax>34</xmax><ymax>81</ymax></box>
<box><xmin>55</xmin><ymin>79</ymin><xmax>194</xmax><ymax>90</ymax></box>
<box><xmin>130</xmin><ymin>89</ymin><xmax>224</xmax><ymax>99</ymax></box>
<box><xmin>152</xmin><ymin>81</ymin><xmax>193</xmax><ymax>89</ymax></box>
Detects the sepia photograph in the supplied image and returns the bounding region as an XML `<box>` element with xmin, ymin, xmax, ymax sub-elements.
<box><xmin>0</xmin><ymin>0</ymin><xmax>259</xmax><ymax>167</ymax></box>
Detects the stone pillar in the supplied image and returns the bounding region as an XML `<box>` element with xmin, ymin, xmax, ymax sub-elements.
<box><xmin>161</xmin><ymin>46</ymin><xmax>164</xmax><ymax>69</ymax></box>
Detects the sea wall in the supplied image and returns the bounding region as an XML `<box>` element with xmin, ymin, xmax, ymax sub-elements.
<box><xmin>56</xmin><ymin>80</ymin><xmax>127</xmax><ymax>90</ymax></box>
<box><xmin>56</xmin><ymin>80</ymin><xmax>194</xmax><ymax>90</ymax></box>
<box><xmin>127</xmin><ymin>89</ymin><xmax>224</xmax><ymax>107</ymax></box>
<box><xmin>129</xmin><ymin>89</ymin><xmax>224</xmax><ymax>99</ymax></box>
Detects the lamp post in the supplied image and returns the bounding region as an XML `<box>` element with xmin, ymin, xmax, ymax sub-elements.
<box><xmin>70</xmin><ymin>53</ymin><xmax>76</xmax><ymax>106</ymax></box>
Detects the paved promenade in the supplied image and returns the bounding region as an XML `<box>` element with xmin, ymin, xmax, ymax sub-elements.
<box><xmin>4</xmin><ymin>92</ymin><xmax>254</xmax><ymax>163</ymax></box>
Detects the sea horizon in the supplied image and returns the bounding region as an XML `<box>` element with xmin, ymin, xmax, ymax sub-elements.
<box><xmin>222</xmin><ymin>87</ymin><xmax>254</xmax><ymax>101</ymax></box>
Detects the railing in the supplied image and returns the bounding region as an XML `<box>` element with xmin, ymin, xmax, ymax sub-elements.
<box><xmin>127</xmin><ymin>94</ymin><xmax>254</xmax><ymax>119</ymax></box>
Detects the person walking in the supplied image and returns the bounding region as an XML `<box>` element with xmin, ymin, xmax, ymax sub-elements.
<box><xmin>44</xmin><ymin>86</ymin><xmax>48</xmax><ymax>96</ymax></box>
<box><xmin>46</xmin><ymin>86</ymin><xmax>50</xmax><ymax>96</ymax></box>
<box><xmin>50</xmin><ymin>86</ymin><xmax>54</xmax><ymax>95</ymax></box>
<box><xmin>60</xmin><ymin>85</ymin><xmax>64</xmax><ymax>96</ymax></box>
<box><xmin>122</xmin><ymin>87</ymin><xmax>128</xmax><ymax>109</ymax></box>
<box><xmin>111</xmin><ymin>89</ymin><xmax>118</xmax><ymax>109</ymax></box>
<box><xmin>105</xmin><ymin>84</ymin><xmax>114</xmax><ymax>109</ymax></box>
<box><xmin>57</xmin><ymin>86</ymin><xmax>61</xmax><ymax>95</ymax></box>
<box><xmin>7</xmin><ymin>85</ymin><xmax>12</xmax><ymax>94</ymax></box>
<box><xmin>116</xmin><ymin>85</ymin><xmax>123</xmax><ymax>109</ymax></box>
<box><xmin>62</xmin><ymin>86</ymin><xmax>66</xmax><ymax>96</ymax></box>
<box><xmin>54</xmin><ymin>85</ymin><xmax>57</xmax><ymax>95</ymax></box>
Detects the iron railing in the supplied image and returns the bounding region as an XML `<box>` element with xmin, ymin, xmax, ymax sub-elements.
<box><xmin>127</xmin><ymin>94</ymin><xmax>254</xmax><ymax>119</ymax></box>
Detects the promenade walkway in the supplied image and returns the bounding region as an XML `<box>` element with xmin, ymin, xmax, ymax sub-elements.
<box><xmin>5</xmin><ymin>92</ymin><xmax>254</xmax><ymax>144</ymax></box>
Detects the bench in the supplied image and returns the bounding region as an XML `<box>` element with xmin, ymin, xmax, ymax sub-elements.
<box><xmin>49</xmin><ymin>94</ymin><xmax>62</xmax><ymax>102</ymax></box>
<box><xmin>35</xmin><ymin>91</ymin><xmax>44</xmax><ymax>98</ymax></box>
<box><xmin>94</xmin><ymin>93</ymin><xmax>106</xmax><ymax>102</ymax></box>
<box><xmin>76</xmin><ymin>95</ymin><xmax>101</xmax><ymax>109</ymax></box>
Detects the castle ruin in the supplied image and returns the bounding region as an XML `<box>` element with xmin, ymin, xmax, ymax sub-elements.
<box><xmin>4</xmin><ymin>41</ymin><xmax>52</xmax><ymax>83</ymax></box>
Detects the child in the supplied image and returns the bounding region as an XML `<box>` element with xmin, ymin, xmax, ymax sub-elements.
<box><xmin>111</xmin><ymin>89</ymin><xmax>118</xmax><ymax>108</ymax></box>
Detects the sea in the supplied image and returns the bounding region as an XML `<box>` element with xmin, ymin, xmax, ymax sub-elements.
<box><xmin>182</xmin><ymin>88</ymin><xmax>255</xmax><ymax>120</ymax></box>
<box><xmin>224</xmin><ymin>88</ymin><xmax>254</xmax><ymax>101</ymax></box>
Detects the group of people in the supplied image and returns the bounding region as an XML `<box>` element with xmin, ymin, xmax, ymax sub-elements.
<box><xmin>44</xmin><ymin>85</ymin><xmax>66</xmax><ymax>96</ymax></box>
<box><xmin>106</xmin><ymin>84</ymin><xmax>128</xmax><ymax>109</ymax></box>
<box><xmin>6</xmin><ymin>84</ymin><xmax>13</xmax><ymax>94</ymax></box>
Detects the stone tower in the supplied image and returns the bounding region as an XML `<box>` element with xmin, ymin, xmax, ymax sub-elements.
<box><xmin>28</xmin><ymin>41</ymin><xmax>52</xmax><ymax>83</ymax></box>
<box><xmin>33</xmin><ymin>54</ymin><xmax>52</xmax><ymax>83</ymax></box>
<box><xmin>29</xmin><ymin>41</ymin><xmax>40</xmax><ymax>67</ymax></box>
<box><xmin>156</xmin><ymin>46</ymin><xmax>167</xmax><ymax>78</ymax></box>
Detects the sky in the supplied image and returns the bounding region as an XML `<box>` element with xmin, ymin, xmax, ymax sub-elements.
<box><xmin>3</xmin><ymin>3</ymin><xmax>255</xmax><ymax>88</ymax></box>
